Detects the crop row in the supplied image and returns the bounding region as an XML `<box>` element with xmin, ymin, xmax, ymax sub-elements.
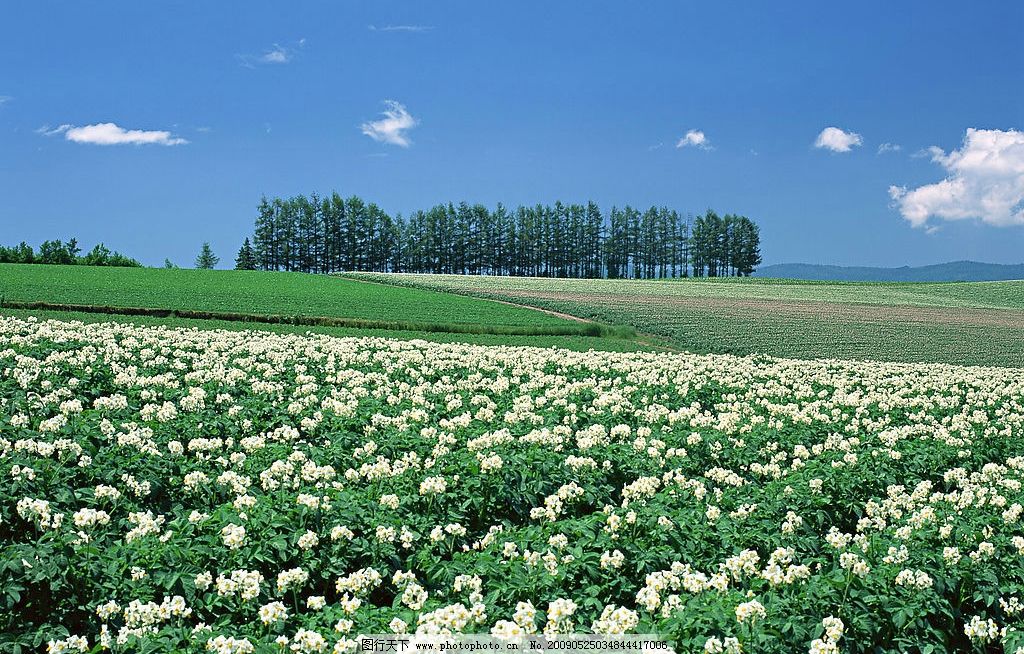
<box><xmin>346</xmin><ymin>273</ymin><xmax>1024</xmax><ymax>367</ymax></box>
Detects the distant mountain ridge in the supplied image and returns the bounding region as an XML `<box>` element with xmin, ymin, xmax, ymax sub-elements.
<box><xmin>754</xmin><ymin>261</ymin><xmax>1024</xmax><ymax>282</ymax></box>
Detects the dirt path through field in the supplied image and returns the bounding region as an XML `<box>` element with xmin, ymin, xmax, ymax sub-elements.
<box><xmin>471</xmin><ymin>296</ymin><xmax>679</xmax><ymax>351</ymax></box>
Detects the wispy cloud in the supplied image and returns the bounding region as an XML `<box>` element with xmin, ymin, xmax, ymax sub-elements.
<box><xmin>814</xmin><ymin>126</ymin><xmax>863</xmax><ymax>153</ymax></box>
<box><xmin>368</xmin><ymin>24</ymin><xmax>433</xmax><ymax>33</ymax></box>
<box><xmin>877</xmin><ymin>142</ymin><xmax>902</xmax><ymax>155</ymax></box>
<box><xmin>38</xmin><ymin>122</ymin><xmax>188</xmax><ymax>146</ymax></box>
<box><xmin>0</xmin><ymin>96</ymin><xmax>11</xmax><ymax>106</ymax></box>
<box><xmin>360</xmin><ymin>100</ymin><xmax>418</xmax><ymax>147</ymax></box>
<box><xmin>238</xmin><ymin>40</ymin><xmax>305</xmax><ymax>67</ymax></box>
<box><xmin>676</xmin><ymin>129</ymin><xmax>712</xmax><ymax>150</ymax></box>
<box><xmin>889</xmin><ymin>127</ymin><xmax>1024</xmax><ymax>228</ymax></box>
<box><xmin>260</xmin><ymin>44</ymin><xmax>291</xmax><ymax>64</ymax></box>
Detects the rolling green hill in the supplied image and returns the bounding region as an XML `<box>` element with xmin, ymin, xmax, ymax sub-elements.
<box><xmin>344</xmin><ymin>272</ymin><xmax>1024</xmax><ymax>368</ymax></box>
<box><xmin>0</xmin><ymin>264</ymin><xmax>627</xmax><ymax>341</ymax></box>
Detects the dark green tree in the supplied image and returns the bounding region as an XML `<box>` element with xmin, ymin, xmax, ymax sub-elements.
<box><xmin>235</xmin><ymin>238</ymin><xmax>257</xmax><ymax>270</ymax></box>
<box><xmin>195</xmin><ymin>242</ymin><xmax>219</xmax><ymax>269</ymax></box>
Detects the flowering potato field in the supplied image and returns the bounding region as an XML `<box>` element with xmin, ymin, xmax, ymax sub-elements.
<box><xmin>3</xmin><ymin>316</ymin><xmax>1024</xmax><ymax>653</ymax></box>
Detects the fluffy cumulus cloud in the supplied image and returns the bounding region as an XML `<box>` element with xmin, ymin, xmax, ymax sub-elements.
<box><xmin>360</xmin><ymin>101</ymin><xmax>418</xmax><ymax>147</ymax></box>
<box><xmin>38</xmin><ymin>122</ymin><xmax>188</xmax><ymax>146</ymax></box>
<box><xmin>889</xmin><ymin>128</ymin><xmax>1024</xmax><ymax>228</ymax></box>
<box><xmin>676</xmin><ymin>129</ymin><xmax>711</xmax><ymax>150</ymax></box>
<box><xmin>815</xmin><ymin>127</ymin><xmax>863</xmax><ymax>153</ymax></box>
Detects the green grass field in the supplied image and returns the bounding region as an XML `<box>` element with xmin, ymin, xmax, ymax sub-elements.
<box><xmin>0</xmin><ymin>263</ymin><xmax>624</xmax><ymax>337</ymax></box>
<box><xmin>0</xmin><ymin>264</ymin><xmax>574</xmax><ymax>327</ymax></box>
<box><xmin>0</xmin><ymin>264</ymin><xmax>644</xmax><ymax>350</ymax></box>
<box><xmin>344</xmin><ymin>273</ymin><xmax>1024</xmax><ymax>368</ymax></box>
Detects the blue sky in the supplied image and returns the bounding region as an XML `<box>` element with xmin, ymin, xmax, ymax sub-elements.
<box><xmin>1</xmin><ymin>1</ymin><xmax>1022</xmax><ymax>267</ymax></box>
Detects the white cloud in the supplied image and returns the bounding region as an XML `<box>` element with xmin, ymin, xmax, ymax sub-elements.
<box><xmin>360</xmin><ymin>100</ymin><xmax>418</xmax><ymax>147</ymax></box>
<box><xmin>889</xmin><ymin>128</ymin><xmax>1024</xmax><ymax>228</ymax></box>
<box><xmin>676</xmin><ymin>129</ymin><xmax>711</xmax><ymax>150</ymax></box>
<box><xmin>0</xmin><ymin>96</ymin><xmax>11</xmax><ymax>106</ymax></box>
<box><xmin>238</xmin><ymin>40</ymin><xmax>304</xmax><ymax>67</ymax></box>
<box><xmin>261</xmin><ymin>44</ymin><xmax>291</xmax><ymax>64</ymax></box>
<box><xmin>814</xmin><ymin>126</ymin><xmax>863</xmax><ymax>153</ymax></box>
<box><xmin>877</xmin><ymin>142</ymin><xmax>902</xmax><ymax>154</ymax></box>
<box><xmin>38</xmin><ymin>122</ymin><xmax>188</xmax><ymax>146</ymax></box>
<box><xmin>369</xmin><ymin>25</ymin><xmax>433</xmax><ymax>33</ymax></box>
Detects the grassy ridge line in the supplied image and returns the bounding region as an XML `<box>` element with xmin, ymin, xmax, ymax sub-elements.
<box><xmin>0</xmin><ymin>300</ymin><xmax>618</xmax><ymax>337</ymax></box>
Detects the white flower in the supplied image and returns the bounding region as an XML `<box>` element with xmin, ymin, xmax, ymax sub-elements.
<box><xmin>735</xmin><ymin>600</ymin><xmax>766</xmax><ymax>623</ymax></box>
<box><xmin>259</xmin><ymin>601</ymin><xmax>288</xmax><ymax>624</ymax></box>
<box><xmin>297</xmin><ymin>530</ymin><xmax>319</xmax><ymax>550</ymax></box>
<box><xmin>420</xmin><ymin>476</ymin><xmax>447</xmax><ymax>495</ymax></box>
<box><xmin>220</xmin><ymin>524</ymin><xmax>246</xmax><ymax>549</ymax></box>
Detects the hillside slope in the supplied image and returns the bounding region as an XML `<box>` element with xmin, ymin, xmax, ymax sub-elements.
<box><xmin>346</xmin><ymin>272</ymin><xmax>1024</xmax><ymax>368</ymax></box>
<box><xmin>0</xmin><ymin>264</ymin><xmax>581</xmax><ymax>328</ymax></box>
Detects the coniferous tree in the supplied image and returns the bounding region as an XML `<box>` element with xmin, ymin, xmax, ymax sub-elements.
<box><xmin>253</xmin><ymin>197</ymin><xmax>274</xmax><ymax>270</ymax></box>
<box><xmin>235</xmin><ymin>238</ymin><xmax>257</xmax><ymax>270</ymax></box>
<box><xmin>195</xmin><ymin>242</ymin><xmax>219</xmax><ymax>269</ymax></box>
<box><xmin>733</xmin><ymin>216</ymin><xmax>762</xmax><ymax>276</ymax></box>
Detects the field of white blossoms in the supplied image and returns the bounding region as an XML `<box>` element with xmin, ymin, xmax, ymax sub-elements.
<box><xmin>3</xmin><ymin>315</ymin><xmax>1024</xmax><ymax>654</ymax></box>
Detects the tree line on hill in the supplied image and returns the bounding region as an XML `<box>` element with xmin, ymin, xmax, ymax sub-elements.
<box><xmin>241</xmin><ymin>194</ymin><xmax>761</xmax><ymax>278</ymax></box>
<box><xmin>0</xmin><ymin>238</ymin><xmax>141</xmax><ymax>267</ymax></box>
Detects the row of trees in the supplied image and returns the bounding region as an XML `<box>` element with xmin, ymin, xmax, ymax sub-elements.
<box><xmin>0</xmin><ymin>239</ymin><xmax>141</xmax><ymax>267</ymax></box>
<box><xmin>248</xmin><ymin>194</ymin><xmax>761</xmax><ymax>278</ymax></box>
